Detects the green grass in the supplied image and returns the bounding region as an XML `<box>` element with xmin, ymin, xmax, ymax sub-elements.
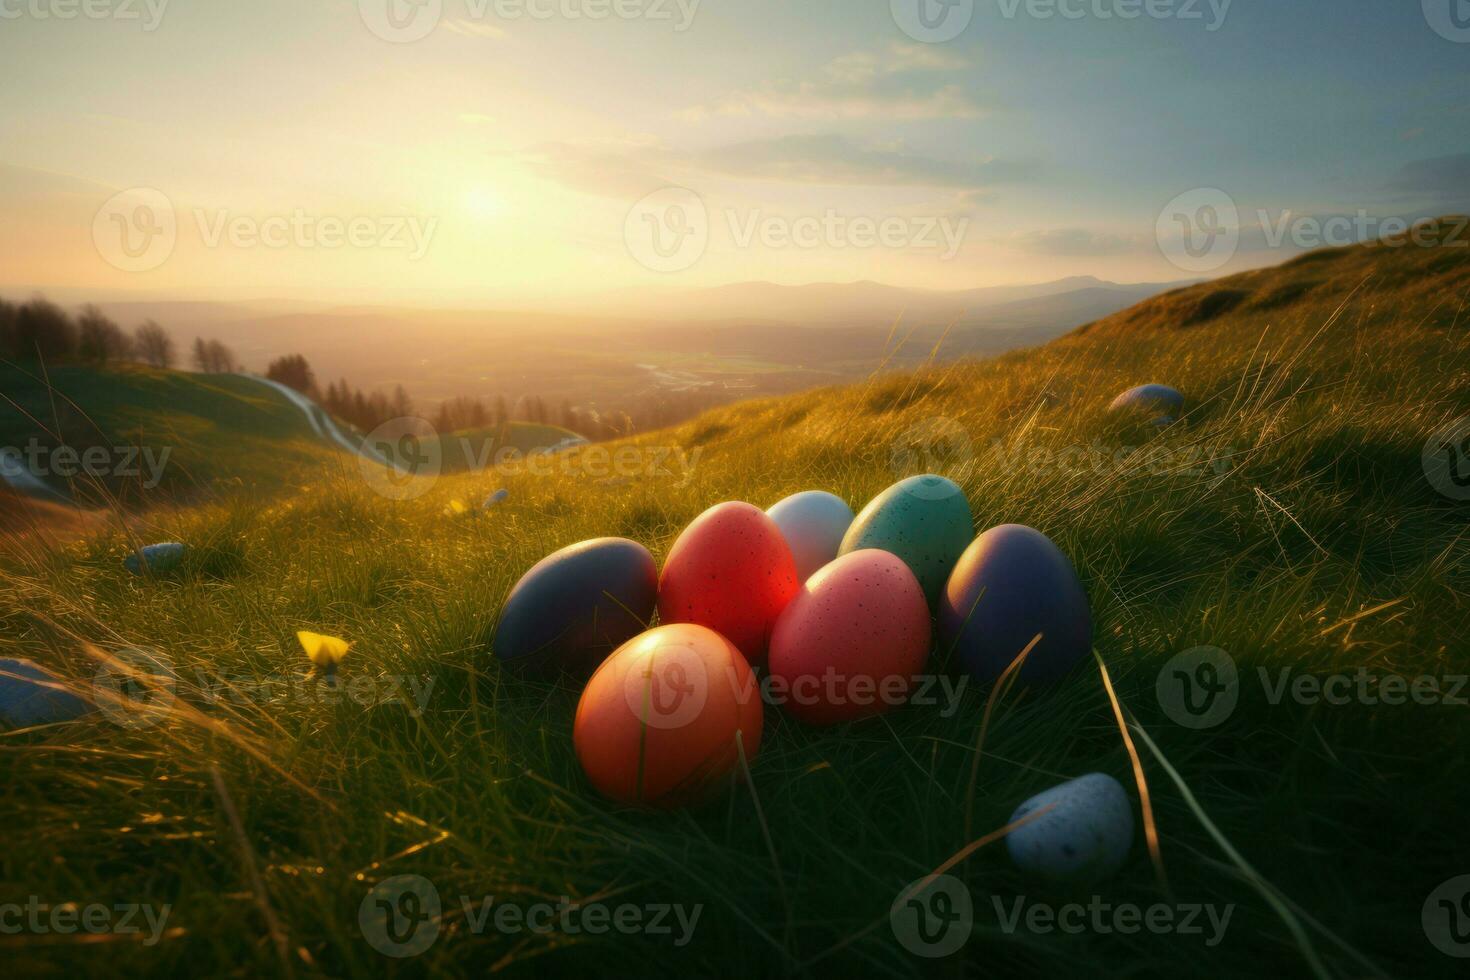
<box><xmin>437</xmin><ymin>422</ymin><xmax>585</xmax><ymax>475</ymax></box>
<box><xmin>0</xmin><ymin>363</ymin><xmax>588</xmax><ymax>506</ymax></box>
<box><xmin>1</xmin><ymin>233</ymin><xmax>1469</xmax><ymax>977</ymax></box>
<box><xmin>0</xmin><ymin>363</ymin><xmax>336</xmax><ymax>503</ymax></box>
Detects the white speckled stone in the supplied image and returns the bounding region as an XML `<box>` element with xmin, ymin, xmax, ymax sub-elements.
<box><xmin>1007</xmin><ymin>773</ymin><xmax>1133</xmax><ymax>882</ymax></box>
<box><xmin>0</xmin><ymin>658</ymin><xmax>92</xmax><ymax>729</ymax></box>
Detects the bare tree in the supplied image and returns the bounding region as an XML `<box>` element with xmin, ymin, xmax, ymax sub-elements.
<box><xmin>193</xmin><ymin>337</ymin><xmax>240</xmax><ymax>373</ymax></box>
<box><xmin>13</xmin><ymin>299</ymin><xmax>76</xmax><ymax>360</ymax></box>
<box><xmin>77</xmin><ymin>306</ymin><xmax>133</xmax><ymax>363</ymax></box>
<box><xmin>134</xmin><ymin>321</ymin><xmax>175</xmax><ymax>368</ymax></box>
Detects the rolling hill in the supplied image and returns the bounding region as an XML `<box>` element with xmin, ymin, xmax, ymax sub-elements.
<box><xmin>1</xmin><ymin>226</ymin><xmax>1467</xmax><ymax>976</ymax></box>
<box><xmin>0</xmin><ymin>364</ymin><xmax>589</xmax><ymax>508</ymax></box>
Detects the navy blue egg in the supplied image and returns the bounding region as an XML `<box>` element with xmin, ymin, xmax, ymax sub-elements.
<box><xmin>0</xmin><ymin>658</ymin><xmax>93</xmax><ymax>729</ymax></box>
<box><xmin>1108</xmin><ymin>384</ymin><xmax>1184</xmax><ymax>422</ymax></box>
<box><xmin>939</xmin><ymin>524</ymin><xmax>1091</xmax><ymax>685</ymax></box>
<box><xmin>493</xmin><ymin>537</ymin><xmax>657</xmax><ymax>672</ymax></box>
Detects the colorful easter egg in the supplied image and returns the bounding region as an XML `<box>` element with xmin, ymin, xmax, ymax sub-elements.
<box><xmin>766</xmin><ymin>491</ymin><xmax>856</xmax><ymax>582</ymax></box>
<box><xmin>939</xmin><ymin>524</ymin><xmax>1091</xmax><ymax>685</ymax></box>
<box><xmin>1108</xmin><ymin>384</ymin><xmax>1184</xmax><ymax>424</ymax></box>
<box><xmin>484</xmin><ymin>488</ymin><xmax>509</xmax><ymax>509</ymax></box>
<box><xmin>1007</xmin><ymin>773</ymin><xmax>1133</xmax><ymax>882</ymax></box>
<box><xmin>657</xmin><ymin>502</ymin><xmax>800</xmax><ymax>665</ymax></box>
<box><xmin>124</xmin><ymin>542</ymin><xmax>187</xmax><ymax>575</ymax></box>
<box><xmin>493</xmin><ymin>537</ymin><xmax>658</xmax><ymax>673</ymax></box>
<box><xmin>838</xmin><ymin>475</ymin><xmax>972</xmax><ymax>607</ymax></box>
<box><xmin>767</xmin><ymin>550</ymin><xmax>932</xmax><ymax>725</ymax></box>
<box><xmin>0</xmin><ymin>658</ymin><xmax>92</xmax><ymax>729</ymax></box>
<box><xmin>574</xmin><ymin>623</ymin><xmax>763</xmax><ymax>808</ymax></box>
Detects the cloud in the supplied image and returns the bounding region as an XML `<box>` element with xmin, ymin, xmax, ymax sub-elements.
<box><xmin>518</xmin><ymin>140</ymin><xmax>677</xmax><ymax>199</ymax></box>
<box><xmin>519</xmin><ymin>134</ymin><xmax>1022</xmax><ymax>199</ymax></box>
<box><xmin>1383</xmin><ymin>153</ymin><xmax>1470</xmax><ymax>211</ymax></box>
<box><xmin>444</xmin><ymin>19</ymin><xmax>507</xmax><ymax>39</ymax></box>
<box><xmin>681</xmin><ymin>43</ymin><xmax>982</xmax><ymax>121</ymax></box>
<box><xmin>1007</xmin><ymin>227</ymin><xmax>1143</xmax><ymax>256</ymax></box>
<box><xmin>688</xmin><ymin>134</ymin><xmax>1020</xmax><ymax>188</ymax></box>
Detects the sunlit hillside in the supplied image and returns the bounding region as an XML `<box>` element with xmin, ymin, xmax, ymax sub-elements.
<box><xmin>1</xmin><ymin>229</ymin><xmax>1467</xmax><ymax>976</ymax></box>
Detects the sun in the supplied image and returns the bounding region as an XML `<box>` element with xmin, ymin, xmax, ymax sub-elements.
<box><xmin>464</xmin><ymin>187</ymin><xmax>505</xmax><ymax>221</ymax></box>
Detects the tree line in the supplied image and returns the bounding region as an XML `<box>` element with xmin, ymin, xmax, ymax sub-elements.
<box><xmin>1</xmin><ymin>297</ymin><xmax>176</xmax><ymax>368</ymax></box>
<box><xmin>4</xmin><ymin>295</ymin><xmax>729</xmax><ymax>442</ymax></box>
<box><xmin>0</xmin><ymin>295</ymin><xmax>246</xmax><ymax>376</ymax></box>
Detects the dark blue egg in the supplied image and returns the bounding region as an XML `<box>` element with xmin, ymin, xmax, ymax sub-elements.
<box><xmin>493</xmin><ymin>537</ymin><xmax>657</xmax><ymax>672</ymax></box>
<box><xmin>939</xmin><ymin>524</ymin><xmax>1091</xmax><ymax>685</ymax></box>
<box><xmin>0</xmin><ymin>658</ymin><xmax>93</xmax><ymax>729</ymax></box>
<box><xmin>1108</xmin><ymin>384</ymin><xmax>1184</xmax><ymax>423</ymax></box>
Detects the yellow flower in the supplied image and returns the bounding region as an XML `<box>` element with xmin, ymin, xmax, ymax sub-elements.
<box><xmin>297</xmin><ymin>631</ymin><xmax>350</xmax><ymax>672</ymax></box>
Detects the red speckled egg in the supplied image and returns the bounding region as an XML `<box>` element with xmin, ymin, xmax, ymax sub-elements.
<box><xmin>574</xmin><ymin>623</ymin><xmax>763</xmax><ymax>808</ymax></box>
<box><xmin>657</xmin><ymin>501</ymin><xmax>800</xmax><ymax>665</ymax></box>
<box><xmin>767</xmin><ymin>549</ymin><xmax>933</xmax><ymax>726</ymax></box>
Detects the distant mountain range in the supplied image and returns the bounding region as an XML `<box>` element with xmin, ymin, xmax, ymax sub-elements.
<box><xmin>578</xmin><ymin>276</ymin><xmax>1195</xmax><ymax>328</ymax></box>
<box><xmin>3</xmin><ymin>275</ymin><xmax>1195</xmax><ymax>410</ymax></box>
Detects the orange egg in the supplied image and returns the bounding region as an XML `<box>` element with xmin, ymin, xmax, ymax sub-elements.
<box><xmin>767</xmin><ymin>549</ymin><xmax>932</xmax><ymax>725</ymax></box>
<box><xmin>573</xmin><ymin>623</ymin><xmax>763</xmax><ymax>808</ymax></box>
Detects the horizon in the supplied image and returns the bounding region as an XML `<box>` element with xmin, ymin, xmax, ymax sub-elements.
<box><xmin>4</xmin><ymin>2</ymin><xmax>1468</xmax><ymax>308</ymax></box>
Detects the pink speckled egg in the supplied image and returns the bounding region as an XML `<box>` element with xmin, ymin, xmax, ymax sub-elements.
<box><xmin>766</xmin><ymin>549</ymin><xmax>933</xmax><ymax>725</ymax></box>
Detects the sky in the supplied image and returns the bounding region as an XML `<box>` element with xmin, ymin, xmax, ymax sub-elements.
<box><xmin>1</xmin><ymin>0</ymin><xmax>1468</xmax><ymax>307</ymax></box>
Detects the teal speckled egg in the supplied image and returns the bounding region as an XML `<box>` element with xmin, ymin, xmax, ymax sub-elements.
<box><xmin>838</xmin><ymin>475</ymin><xmax>972</xmax><ymax>607</ymax></box>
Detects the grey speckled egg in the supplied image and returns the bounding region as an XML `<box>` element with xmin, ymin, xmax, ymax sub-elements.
<box><xmin>0</xmin><ymin>658</ymin><xmax>93</xmax><ymax>729</ymax></box>
<box><xmin>839</xmin><ymin>475</ymin><xmax>972</xmax><ymax>607</ymax></box>
<box><xmin>1006</xmin><ymin>772</ymin><xmax>1133</xmax><ymax>882</ymax></box>
<box><xmin>1108</xmin><ymin>384</ymin><xmax>1184</xmax><ymax>425</ymax></box>
<box><xmin>124</xmin><ymin>542</ymin><xmax>187</xmax><ymax>576</ymax></box>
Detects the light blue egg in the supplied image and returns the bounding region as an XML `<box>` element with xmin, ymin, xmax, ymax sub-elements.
<box><xmin>124</xmin><ymin>542</ymin><xmax>187</xmax><ymax>576</ymax></box>
<box><xmin>1109</xmin><ymin>384</ymin><xmax>1184</xmax><ymax>425</ymax></box>
<box><xmin>1006</xmin><ymin>773</ymin><xmax>1133</xmax><ymax>882</ymax></box>
<box><xmin>839</xmin><ymin>474</ymin><xmax>972</xmax><ymax>607</ymax></box>
<box><xmin>0</xmin><ymin>658</ymin><xmax>93</xmax><ymax>729</ymax></box>
<box><xmin>484</xmin><ymin>488</ymin><xmax>509</xmax><ymax>509</ymax></box>
<box><xmin>767</xmin><ymin>490</ymin><xmax>855</xmax><ymax>582</ymax></box>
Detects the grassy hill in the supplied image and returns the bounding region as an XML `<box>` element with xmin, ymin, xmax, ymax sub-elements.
<box><xmin>1</xmin><ymin>229</ymin><xmax>1468</xmax><ymax>977</ymax></box>
<box><xmin>0</xmin><ymin>364</ymin><xmax>339</xmax><ymax>505</ymax></box>
<box><xmin>0</xmin><ymin>364</ymin><xmax>587</xmax><ymax>507</ymax></box>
